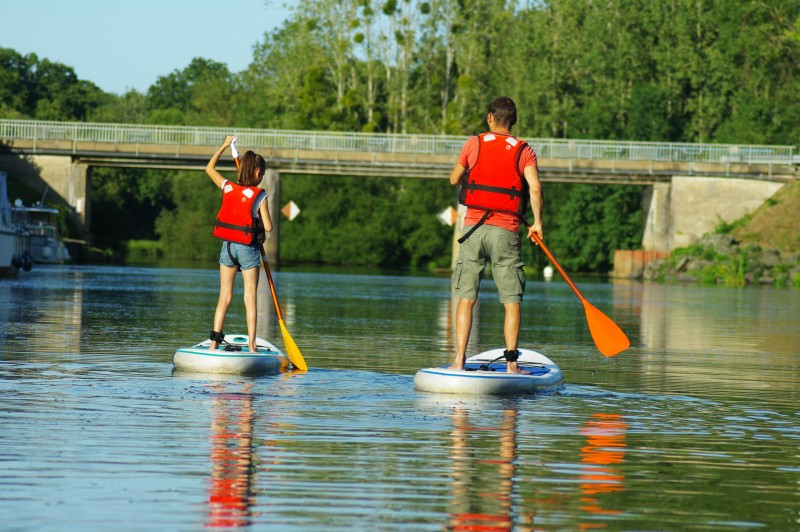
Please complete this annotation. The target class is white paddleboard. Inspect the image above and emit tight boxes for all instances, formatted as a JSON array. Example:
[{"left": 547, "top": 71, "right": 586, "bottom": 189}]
[
  {"left": 414, "top": 348, "right": 564, "bottom": 395},
  {"left": 173, "top": 334, "right": 288, "bottom": 375}
]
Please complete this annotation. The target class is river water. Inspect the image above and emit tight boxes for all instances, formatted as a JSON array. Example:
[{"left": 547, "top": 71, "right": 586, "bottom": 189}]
[{"left": 0, "top": 265, "right": 798, "bottom": 531}]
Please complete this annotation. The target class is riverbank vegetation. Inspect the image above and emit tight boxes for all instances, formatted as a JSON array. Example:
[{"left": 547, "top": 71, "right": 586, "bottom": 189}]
[{"left": 2, "top": 1, "right": 799, "bottom": 272}]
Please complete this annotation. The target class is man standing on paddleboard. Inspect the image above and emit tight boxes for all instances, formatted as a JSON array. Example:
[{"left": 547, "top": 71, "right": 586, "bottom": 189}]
[{"left": 449, "top": 96, "right": 544, "bottom": 374}]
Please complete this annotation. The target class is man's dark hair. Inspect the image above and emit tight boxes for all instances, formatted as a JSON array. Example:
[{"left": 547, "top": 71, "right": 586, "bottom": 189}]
[{"left": 488, "top": 96, "right": 517, "bottom": 128}]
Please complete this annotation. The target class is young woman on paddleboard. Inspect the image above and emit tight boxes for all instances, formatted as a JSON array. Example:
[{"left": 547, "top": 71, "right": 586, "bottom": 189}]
[{"left": 205, "top": 136, "right": 273, "bottom": 353}]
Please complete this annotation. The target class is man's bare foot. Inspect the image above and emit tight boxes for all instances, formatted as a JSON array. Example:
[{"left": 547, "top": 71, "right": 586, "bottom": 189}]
[{"left": 506, "top": 362, "right": 531, "bottom": 375}]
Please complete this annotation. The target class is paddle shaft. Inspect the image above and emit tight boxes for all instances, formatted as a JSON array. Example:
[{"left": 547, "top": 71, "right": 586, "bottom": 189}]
[
  {"left": 259, "top": 244, "right": 285, "bottom": 322},
  {"left": 521, "top": 216, "right": 585, "bottom": 301},
  {"left": 531, "top": 233, "right": 586, "bottom": 301}
]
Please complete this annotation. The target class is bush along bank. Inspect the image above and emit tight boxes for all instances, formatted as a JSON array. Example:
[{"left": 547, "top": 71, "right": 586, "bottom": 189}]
[{"left": 643, "top": 234, "right": 800, "bottom": 287}]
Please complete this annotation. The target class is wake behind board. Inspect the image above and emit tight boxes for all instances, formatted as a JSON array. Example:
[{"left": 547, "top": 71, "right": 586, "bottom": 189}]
[
  {"left": 414, "top": 348, "right": 564, "bottom": 395},
  {"left": 173, "top": 334, "right": 289, "bottom": 375}
]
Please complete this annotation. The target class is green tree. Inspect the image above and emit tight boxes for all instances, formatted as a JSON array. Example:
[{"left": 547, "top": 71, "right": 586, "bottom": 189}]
[
  {"left": 239, "top": 20, "right": 331, "bottom": 129},
  {"left": 146, "top": 58, "right": 234, "bottom": 126},
  {"left": 89, "top": 90, "right": 149, "bottom": 124},
  {"left": 548, "top": 184, "right": 643, "bottom": 272},
  {"left": 91, "top": 167, "right": 175, "bottom": 248},
  {"left": 155, "top": 171, "right": 222, "bottom": 260},
  {"left": 0, "top": 48, "right": 36, "bottom": 117},
  {"left": 0, "top": 48, "right": 104, "bottom": 121},
  {"left": 396, "top": 178, "right": 454, "bottom": 268}
]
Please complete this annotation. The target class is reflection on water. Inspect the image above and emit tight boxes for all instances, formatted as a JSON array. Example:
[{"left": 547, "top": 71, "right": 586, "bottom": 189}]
[
  {"left": 1, "top": 265, "right": 799, "bottom": 530},
  {"left": 448, "top": 404, "right": 521, "bottom": 531},
  {"left": 206, "top": 382, "right": 257, "bottom": 529},
  {"left": 610, "top": 281, "right": 800, "bottom": 402},
  {"left": 630, "top": 282, "right": 799, "bottom": 356},
  {"left": 444, "top": 402, "right": 631, "bottom": 531},
  {"left": 579, "top": 413, "right": 626, "bottom": 523}
]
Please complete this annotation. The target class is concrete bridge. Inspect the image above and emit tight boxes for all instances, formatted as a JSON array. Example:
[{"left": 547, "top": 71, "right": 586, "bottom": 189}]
[{"left": 1, "top": 119, "right": 797, "bottom": 264}]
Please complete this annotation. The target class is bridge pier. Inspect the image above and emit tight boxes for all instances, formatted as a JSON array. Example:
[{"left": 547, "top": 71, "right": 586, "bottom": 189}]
[
  {"left": 41, "top": 156, "right": 90, "bottom": 238},
  {"left": 642, "top": 183, "right": 671, "bottom": 251},
  {"left": 643, "top": 176, "right": 784, "bottom": 251},
  {"left": 0, "top": 154, "right": 90, "bottom": 238}
]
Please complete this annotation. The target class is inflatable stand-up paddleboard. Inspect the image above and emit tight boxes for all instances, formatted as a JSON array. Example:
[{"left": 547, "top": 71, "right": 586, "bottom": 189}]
[
  {"left": 173, "top": 334, "right": 289, "bottom": 375},
  {"left": 414, "top": 348, "right": 564, "bottom": 395}
]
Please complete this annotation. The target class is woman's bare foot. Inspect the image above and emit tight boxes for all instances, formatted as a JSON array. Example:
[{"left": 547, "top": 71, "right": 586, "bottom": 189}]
[
  {"left": 449, "top": 354, "right": 466, "bottom": 371},
  {"left": 248, "top": 343, "right": 257, "bottom": 353}
]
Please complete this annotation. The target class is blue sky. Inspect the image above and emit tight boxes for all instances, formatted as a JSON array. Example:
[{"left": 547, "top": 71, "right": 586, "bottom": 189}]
[{"left": 1, "top": 0, "right": 293, "bottom": 95}]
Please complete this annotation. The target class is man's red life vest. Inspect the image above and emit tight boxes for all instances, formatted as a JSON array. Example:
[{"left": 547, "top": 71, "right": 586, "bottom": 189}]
[
  {"left": 212, "top": 181, "right": 265, "bottom": 245},
  {"left": 458, "top": 132, "right": 529, "bottom": 216}
]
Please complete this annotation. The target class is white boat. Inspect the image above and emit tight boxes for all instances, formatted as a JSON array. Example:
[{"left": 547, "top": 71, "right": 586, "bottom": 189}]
[
  {"left": 173, "top": 334, "right": 289, "bottom": 375},
  {"left": 10, "top": 192, "right": 71, "bottom": 264},
  {"left": 0, "top": 171, "right": 32, "bottom": 277},
  {"left": 414, "top": 348, "right": 564, "bottom": 395}
]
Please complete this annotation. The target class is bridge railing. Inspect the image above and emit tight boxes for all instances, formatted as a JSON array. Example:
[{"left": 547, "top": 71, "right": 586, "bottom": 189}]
[{"left": 1, "top": 119, "right": 795, "bottom": 165}]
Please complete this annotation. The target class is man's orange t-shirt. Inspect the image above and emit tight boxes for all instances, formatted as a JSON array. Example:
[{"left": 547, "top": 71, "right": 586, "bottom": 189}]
[{"left": 458, "top": 135, "right": 538, "bottom": 232}]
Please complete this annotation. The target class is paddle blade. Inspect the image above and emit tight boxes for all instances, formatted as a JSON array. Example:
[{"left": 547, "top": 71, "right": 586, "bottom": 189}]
[
  {"left": 279, "top": 319, "right": 308, "bottom": 371},
  {"left": 582, "top": 299, "right": 630, "bottom": 357}
]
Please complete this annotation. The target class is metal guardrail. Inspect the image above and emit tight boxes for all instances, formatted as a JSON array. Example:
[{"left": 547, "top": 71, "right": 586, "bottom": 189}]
[{"left": 1, "top": 119, "right": 795, "bottom": 165}]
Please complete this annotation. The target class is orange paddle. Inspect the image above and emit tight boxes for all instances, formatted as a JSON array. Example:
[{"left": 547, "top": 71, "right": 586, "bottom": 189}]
[{"left": 525, "top": 221, "right": 630, "bottom": 357}]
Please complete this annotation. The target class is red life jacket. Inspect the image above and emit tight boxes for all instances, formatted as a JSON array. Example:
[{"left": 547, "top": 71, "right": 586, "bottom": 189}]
[
  {"left": 458, "top": 132, "right": 529, "bottom": 216},
  {"left": 212, "top": 181, "right": 265, "bottom": 245}
]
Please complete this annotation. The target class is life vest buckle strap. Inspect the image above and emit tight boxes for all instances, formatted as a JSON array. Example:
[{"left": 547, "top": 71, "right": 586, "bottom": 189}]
[
  {"left": 464, "top": 181, "right": 524, "bottom": 198},
  {"left": 457, "top": 210, "right": 492, "bottom": 244},
  {"left": 214, "top": 220, "right": 257, "bottom": 233}
]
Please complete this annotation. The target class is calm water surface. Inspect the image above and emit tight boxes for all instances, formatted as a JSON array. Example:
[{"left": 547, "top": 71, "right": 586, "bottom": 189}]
[{"left": 1, "top": 265, "right": 798, "bottom": 531}]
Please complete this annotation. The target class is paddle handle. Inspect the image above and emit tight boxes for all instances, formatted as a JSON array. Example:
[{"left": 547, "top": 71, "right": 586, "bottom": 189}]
[
  {"left": 530, "top": 233, "right": 586, "bottom": 301},
  {"left": 520, "top": 216, "right": 585, "bottom": 301}
]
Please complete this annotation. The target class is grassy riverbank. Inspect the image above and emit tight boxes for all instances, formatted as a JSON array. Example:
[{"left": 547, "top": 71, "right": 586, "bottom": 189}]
[
  {"left": 644, "top": 180, "right": 800, "bottom": 287},
  {"left": 731, "top": 179, "right": 800, "bottom": 252}
]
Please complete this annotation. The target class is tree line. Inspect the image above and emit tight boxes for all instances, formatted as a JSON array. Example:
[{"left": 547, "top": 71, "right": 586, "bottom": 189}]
[{"left": 2, "top": 0, "right": 798, "bottom": 271}]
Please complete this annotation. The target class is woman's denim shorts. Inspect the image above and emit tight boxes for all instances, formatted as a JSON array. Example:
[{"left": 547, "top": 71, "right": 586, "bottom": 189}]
[{"left": 219, "top": 242, "right": 261, "bottom": 270}]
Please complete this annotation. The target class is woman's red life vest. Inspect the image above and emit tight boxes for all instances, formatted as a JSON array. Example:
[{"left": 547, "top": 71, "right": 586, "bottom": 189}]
[
  {"left": 458, "top": 132, "right": 529, "bottom": 215},
  {"left": 212, "top": 181, "right": 265, "bottom": 245}
]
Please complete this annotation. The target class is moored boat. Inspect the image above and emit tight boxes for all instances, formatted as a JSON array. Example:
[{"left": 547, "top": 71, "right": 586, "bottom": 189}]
[
  {"left": 10, "top": 194, "right": 71, "bottom": 264},
  {"left": 173, "top": 334, "right": 289, "bottom": 375},
  {"left": 0, "top": 171, "right": 32, "bottom": 277},
  {"left": 414, "top": 348, "right": 564, "bottom": 395}
]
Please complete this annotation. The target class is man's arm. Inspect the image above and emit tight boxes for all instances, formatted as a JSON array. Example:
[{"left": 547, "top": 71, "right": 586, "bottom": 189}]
[
  {"left": 449, "top": 163, "right": 468, "bottom": 185},
  {"left": 524, "top": 165, "right": 543, "bottom": 241}
]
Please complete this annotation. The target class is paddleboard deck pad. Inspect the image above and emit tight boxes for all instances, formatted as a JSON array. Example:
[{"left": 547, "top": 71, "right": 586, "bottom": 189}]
[
  {"left": 173, "top": 334, "right": 288, "bottom": 374},
  {"left": 414, "top": 348, "right": 564, "bottom": 395}
]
